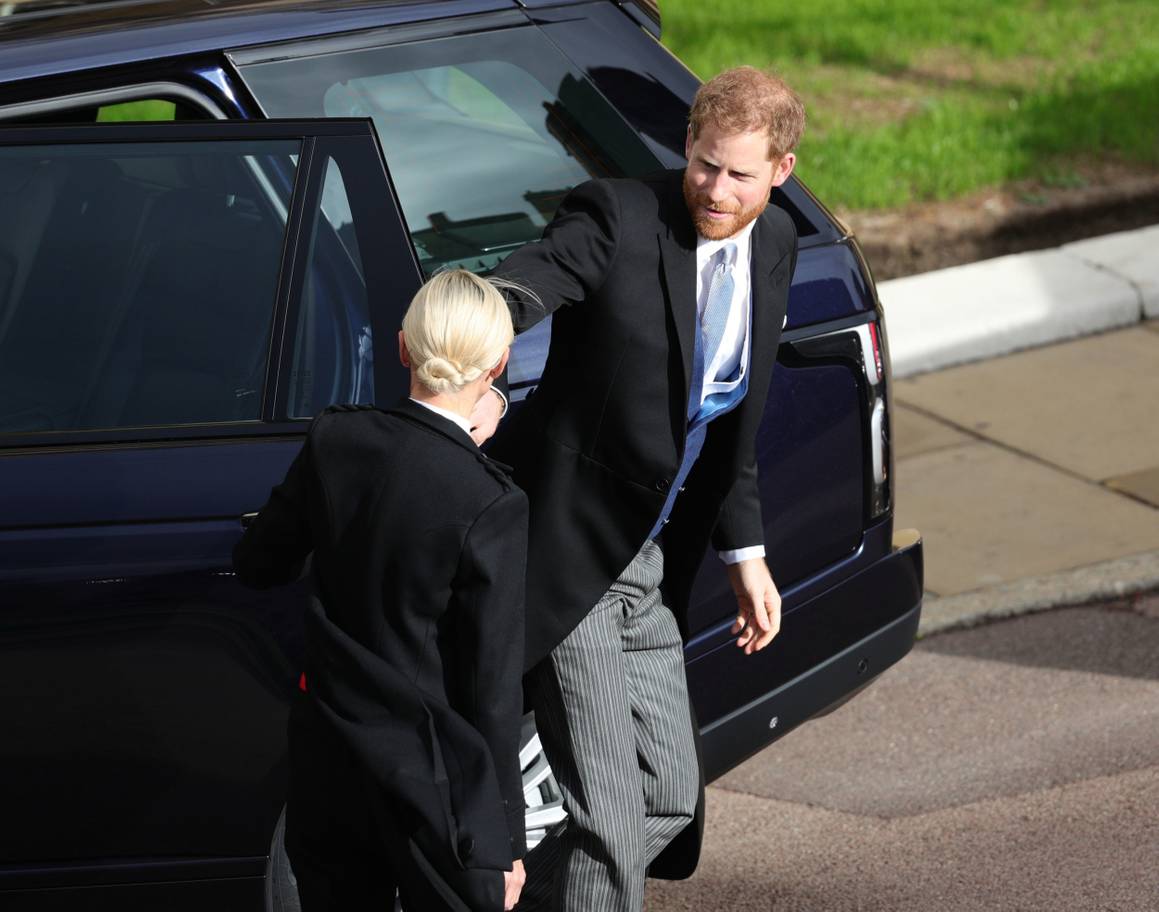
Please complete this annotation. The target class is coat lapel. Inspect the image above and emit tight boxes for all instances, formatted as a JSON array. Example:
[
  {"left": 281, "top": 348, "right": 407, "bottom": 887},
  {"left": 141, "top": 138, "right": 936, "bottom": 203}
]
[
  {"left": 658, "top": 175, "right": 790, "bottom": 421},
  {"left": 658, "top": 173, "right": 699, "bottom": 410},
  {"left": 747, "top": 211, "right": 788, "bottom": 387}
]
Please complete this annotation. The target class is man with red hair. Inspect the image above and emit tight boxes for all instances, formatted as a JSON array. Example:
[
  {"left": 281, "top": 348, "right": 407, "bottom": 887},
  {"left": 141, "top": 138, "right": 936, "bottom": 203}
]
[{"left": 483, "top": 65, "right": 806, "bottom": 911}]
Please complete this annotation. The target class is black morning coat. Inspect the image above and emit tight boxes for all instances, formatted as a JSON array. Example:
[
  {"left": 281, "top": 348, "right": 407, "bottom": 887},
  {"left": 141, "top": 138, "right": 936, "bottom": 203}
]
[
  {"left": 232, "top": 400, "right": 529, "bottom": 911},
  {"left": 491, "top": 169, "right": 798, "bottom": 878}
]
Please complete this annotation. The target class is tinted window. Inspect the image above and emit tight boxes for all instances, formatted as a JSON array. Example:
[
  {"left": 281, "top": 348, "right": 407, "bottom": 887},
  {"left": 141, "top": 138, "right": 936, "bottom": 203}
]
[
  {"left": 239, "top": 26, "right": 661, "bottom": 276},
  {"left": 0, "top": 140, "right": 297, "bottom": 434},
  {"left": 288, "top": 157, "right": 375, "bottom": 418}
]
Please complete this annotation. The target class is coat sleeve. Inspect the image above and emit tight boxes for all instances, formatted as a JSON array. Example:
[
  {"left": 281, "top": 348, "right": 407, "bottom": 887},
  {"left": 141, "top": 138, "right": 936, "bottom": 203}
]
[
  {"left": 493, "top": 178, "right": 622, "bottom": 334},
  {"left": 452, "top": 486, "right": 530, "bottom": 859},
  {"left": 710, "top": 453, "right": 763, "bottom": 553},
  {"left": 232, "top": 437, "right": 315, "bottom": 589},
  {"left": 709, "top": 219, "right": 800, "bottom": 555}
]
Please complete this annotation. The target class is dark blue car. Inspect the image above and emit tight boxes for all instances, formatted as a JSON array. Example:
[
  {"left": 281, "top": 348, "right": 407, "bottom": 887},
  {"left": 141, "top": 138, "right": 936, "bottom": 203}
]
[{"left": 0, "top": 1, "right": 922, "bottom": 908}]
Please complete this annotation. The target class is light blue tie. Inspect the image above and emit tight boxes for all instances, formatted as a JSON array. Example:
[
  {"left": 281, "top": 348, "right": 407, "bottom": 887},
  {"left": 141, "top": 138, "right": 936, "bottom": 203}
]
[{"left": 701, "top": 243, "right": 736, "bottom": 377}]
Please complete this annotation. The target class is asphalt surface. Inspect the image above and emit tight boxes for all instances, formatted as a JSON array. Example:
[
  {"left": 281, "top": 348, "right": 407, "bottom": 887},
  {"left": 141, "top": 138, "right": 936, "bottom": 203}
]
[{"left": 645, "top": 595, "right": 1159, "bottom": 912}]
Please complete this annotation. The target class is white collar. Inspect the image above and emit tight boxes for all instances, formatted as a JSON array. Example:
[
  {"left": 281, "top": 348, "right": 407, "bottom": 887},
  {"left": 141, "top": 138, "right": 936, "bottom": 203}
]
[
  {"left": 409, "top": 398, "right": 474, "bottom": 439},
  {"left": 696, "top": 217, "right": 757, "bottom": 265}
]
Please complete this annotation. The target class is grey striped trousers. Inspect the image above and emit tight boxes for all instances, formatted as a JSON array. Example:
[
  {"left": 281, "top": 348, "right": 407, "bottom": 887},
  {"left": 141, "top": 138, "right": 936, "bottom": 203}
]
[{"left": 520, "top": 540, "right": 699, "bottom": 911}]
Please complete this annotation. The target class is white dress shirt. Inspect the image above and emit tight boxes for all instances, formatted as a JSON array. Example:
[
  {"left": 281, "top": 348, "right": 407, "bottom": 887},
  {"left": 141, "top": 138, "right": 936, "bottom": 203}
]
[
  {"left": 695, "top": 219, "right": 755, "bottom": 405},
  {"left": 410, "top": 398, "right": 475, "bottom": 441},
  {"left": 695, "top": 221, "right": 765, "bottom": 566}
]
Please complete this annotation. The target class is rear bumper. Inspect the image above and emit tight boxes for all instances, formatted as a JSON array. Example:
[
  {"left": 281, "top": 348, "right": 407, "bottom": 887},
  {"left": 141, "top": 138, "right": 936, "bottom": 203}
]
[{"left": 697, "top": 532, "right": 924, "bottom": 782}]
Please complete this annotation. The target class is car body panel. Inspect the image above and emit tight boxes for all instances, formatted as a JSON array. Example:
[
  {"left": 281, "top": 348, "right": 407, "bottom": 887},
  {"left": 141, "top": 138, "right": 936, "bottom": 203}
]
[
  {"left": 696, "top": 536, "right": 923, "bottom": 779},
  {"left": 0, "top": 441, "right": 300, "bottom": 531},
  {"left": 0, "top": 1, "right": 513, "bottom": 85},
  {"left": 0, "top": 118, "right": 419, "bottom": 898}
]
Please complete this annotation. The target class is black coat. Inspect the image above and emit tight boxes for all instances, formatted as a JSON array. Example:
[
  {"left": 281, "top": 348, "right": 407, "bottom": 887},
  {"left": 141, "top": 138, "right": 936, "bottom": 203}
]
[
  {"left": 491, "top": 170, "right": 798, "bottom": 877},
  {"left": 233, "top": 400, "right": 529, "bottom": 907},
  {"left": 492, "top": 170, "right": 797, "bottom": 664}
]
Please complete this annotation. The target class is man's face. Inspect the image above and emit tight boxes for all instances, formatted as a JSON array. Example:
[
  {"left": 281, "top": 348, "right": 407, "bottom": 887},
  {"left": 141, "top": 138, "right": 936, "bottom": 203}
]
[{"left": 683, "top": 124, "right": 795, "bottom": 241}]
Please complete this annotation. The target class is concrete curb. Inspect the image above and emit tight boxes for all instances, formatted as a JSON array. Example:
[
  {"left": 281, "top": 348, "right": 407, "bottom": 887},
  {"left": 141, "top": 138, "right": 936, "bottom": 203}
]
[
  {"left": 879, "top": 224, "right": 1159, "bottom": 378},
  {"left": 918, "top": 550, "right": 1159, "bottom": 638}
]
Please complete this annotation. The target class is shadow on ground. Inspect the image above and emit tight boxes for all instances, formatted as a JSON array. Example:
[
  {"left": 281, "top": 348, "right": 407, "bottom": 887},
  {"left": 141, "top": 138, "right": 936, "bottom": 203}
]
[{"left": 919, "top": 603, "right": 1159, "bottom": 681}]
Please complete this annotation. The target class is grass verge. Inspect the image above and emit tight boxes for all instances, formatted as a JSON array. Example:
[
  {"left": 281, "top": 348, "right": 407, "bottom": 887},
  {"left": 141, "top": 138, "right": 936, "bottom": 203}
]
[{"left": 661, "top": 0, "right": 1159, "bottom": 210}]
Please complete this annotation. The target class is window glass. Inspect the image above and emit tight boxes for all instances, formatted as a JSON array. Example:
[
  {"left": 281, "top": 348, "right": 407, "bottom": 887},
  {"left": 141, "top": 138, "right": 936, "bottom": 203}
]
[
  {"left": 6, "top": 98, "right": 210, "bottom": 126},
  {"left": 0, "top": 139, "right": 298, "bottom": 435},
  {"left": 96, "top": 100, "right": 177, "bottom": 122},
  {"left": 288, "top": 158, "right": 374, "bottom": 418},
  {"left": 240, "top": 27, "right": 660, "bottom": 395},
  {"left": 239, "top": 26, "right": 660, "bottom": 276}
]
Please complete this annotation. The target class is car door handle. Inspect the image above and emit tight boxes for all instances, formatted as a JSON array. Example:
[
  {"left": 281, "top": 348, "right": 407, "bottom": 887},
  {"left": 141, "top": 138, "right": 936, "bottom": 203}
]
[{"left": 240, "top": 512, "right": 258, "bottom": 529}]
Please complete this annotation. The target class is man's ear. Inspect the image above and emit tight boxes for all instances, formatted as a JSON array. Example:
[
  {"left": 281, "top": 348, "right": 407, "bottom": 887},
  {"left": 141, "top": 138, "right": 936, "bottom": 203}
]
[
  {"left": 684, "top": 125, "right": 694, "bottom": 161},
  {"left": 771, "top": 152, "right": 796, "bottom": 187},
  {"left": 398, "top": 330, "right": 411, "bottom": 368}
]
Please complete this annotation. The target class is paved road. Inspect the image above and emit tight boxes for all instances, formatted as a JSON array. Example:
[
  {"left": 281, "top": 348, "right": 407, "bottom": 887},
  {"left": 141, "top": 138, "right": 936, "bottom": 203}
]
[{"left": 645, "top": 595, "right": 1159, "bottom": 912}]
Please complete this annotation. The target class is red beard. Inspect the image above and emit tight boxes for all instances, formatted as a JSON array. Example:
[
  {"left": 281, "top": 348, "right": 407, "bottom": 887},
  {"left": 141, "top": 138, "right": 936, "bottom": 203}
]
[{"left": 682, "top": 171, "right": 769, "bottom": 240}]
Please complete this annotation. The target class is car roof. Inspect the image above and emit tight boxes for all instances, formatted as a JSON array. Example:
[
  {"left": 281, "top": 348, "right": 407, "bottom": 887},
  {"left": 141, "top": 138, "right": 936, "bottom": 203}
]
[{"left": 0, "top": 0, "right": 581, "bottom": 85}]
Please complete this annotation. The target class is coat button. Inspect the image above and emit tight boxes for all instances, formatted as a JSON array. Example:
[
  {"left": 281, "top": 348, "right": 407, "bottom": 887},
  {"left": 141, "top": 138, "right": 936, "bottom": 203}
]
[
  {"left": 458, "top": 836, "right": 474, "bottom": 859},
  {"left": 655, "top": 478, "right": 671, "bottom": 493}
]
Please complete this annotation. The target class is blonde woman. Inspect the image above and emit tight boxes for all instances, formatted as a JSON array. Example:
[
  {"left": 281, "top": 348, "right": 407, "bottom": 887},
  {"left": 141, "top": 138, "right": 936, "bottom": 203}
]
[{"left": 234, "top": 270, "right": 528, "bottom": 911}]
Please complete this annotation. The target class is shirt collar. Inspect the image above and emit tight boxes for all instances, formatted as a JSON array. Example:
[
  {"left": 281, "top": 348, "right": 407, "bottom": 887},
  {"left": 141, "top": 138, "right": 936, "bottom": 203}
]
[
  {"left": 696, "top": 217, "right": 757, "bottom": 268},
  {"left": 408, "top": 398, "right": 475, "bottom": 440}
]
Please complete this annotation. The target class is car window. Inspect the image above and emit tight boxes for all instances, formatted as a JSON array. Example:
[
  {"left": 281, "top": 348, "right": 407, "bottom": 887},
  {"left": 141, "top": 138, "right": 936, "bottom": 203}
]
[
  {"left": 95, "top": 99, "right": 178, "bottom": 122},
  {"left": 287, "top": 157, "right": 375, "bottom": 418},
  {"left": 6, "top": 97, "right": 211, "bottom": 126},
  {"left": 0, "top": 139, "right": 297, "bottom": 435},
  {"left": 239, "top": 25, "right": 661, "bottom": 396},
  {"left": 238, "top": 25, "right": 661, "bottom": 276}
]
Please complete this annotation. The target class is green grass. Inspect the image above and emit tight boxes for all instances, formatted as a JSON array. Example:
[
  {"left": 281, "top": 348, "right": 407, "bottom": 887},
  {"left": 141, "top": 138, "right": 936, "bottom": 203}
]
[
  {"left": 95, "top": 100, "right": 176, "bottom": 122},
  {"left": 661, "top": 0, "right": 1159, "bottom": 210}
]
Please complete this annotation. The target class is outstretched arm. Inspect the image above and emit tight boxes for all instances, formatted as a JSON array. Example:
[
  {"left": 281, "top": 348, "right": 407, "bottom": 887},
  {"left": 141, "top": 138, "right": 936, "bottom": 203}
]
[
  {"left": 492, "top": 177, "right": 622, "bottom": 332},
  {"left": 232, "top": 441, "right": 314, "bottom": 588},
  {"left": 469, "top": 179, "right": 623, "bottom": 447}
]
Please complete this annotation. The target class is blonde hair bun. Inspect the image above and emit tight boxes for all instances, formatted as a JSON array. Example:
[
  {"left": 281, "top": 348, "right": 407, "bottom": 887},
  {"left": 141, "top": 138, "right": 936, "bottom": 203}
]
[
  {"left": 415, "top": 356, "right": 483, "bottom": 394},
  {"left": 402, "top": 269, "right": 516, "bottom": 395}
]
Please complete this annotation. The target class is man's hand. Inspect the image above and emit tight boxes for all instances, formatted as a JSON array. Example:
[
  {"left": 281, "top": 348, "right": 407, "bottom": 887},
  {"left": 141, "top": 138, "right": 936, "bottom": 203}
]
[
  {"left": 504, "top": 858, "right": 526, "bottom": 910},
  {"left": 469, "top": 388, "right": 506, "bottom": 446},
  {"left": 726, "top": 557, "right": 782, "bottom": 655}
]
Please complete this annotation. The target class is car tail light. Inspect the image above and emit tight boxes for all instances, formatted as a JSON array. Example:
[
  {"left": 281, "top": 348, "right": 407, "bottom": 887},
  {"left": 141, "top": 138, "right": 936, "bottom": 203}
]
[{"left": 794, "top": 319, "right": 891, "bottom": 521}]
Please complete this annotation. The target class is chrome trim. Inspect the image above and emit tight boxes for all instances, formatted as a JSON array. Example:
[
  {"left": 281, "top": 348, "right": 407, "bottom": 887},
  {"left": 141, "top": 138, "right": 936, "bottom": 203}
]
[
  {"left": 0, "top": 83, "right": 290, "bottom": 223},
  {"left": 0, "top": 81, "right": 226, "bottom": 121},
  {"left": 870, "top": 397, "right": 886, "bottom": 491}
]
